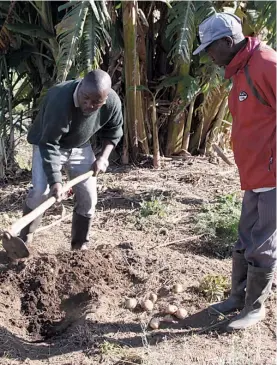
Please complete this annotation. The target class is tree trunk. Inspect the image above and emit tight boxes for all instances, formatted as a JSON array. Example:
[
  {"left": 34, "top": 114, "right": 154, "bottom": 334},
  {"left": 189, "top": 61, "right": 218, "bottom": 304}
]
[
  {"left": 182, "top": 96, "right": 196, "bottom": 151},
  {"left": 0, "top": 137, "right": 6, "bottom": 178},
  {"left": 4, "top": 57, "right": 14, "bottom": 162},
  {"left": 122, "top": 1, "right": 139, "bottom": 160},
  {"left": 198, "top": 84, "right": 229, "bottom": 153},
  {"left": 135, "top": 59, "right": 149, "bottom": 155},
  {"left": 189, "top": 111, "right": 204, "bottom": 154},
  {"left": 206, "top": 96, "right": 229, "bottom": 155},
  {"left": 122, "top": 102, "right": 129, "bottom": 164},
  {"left": 151, "top": 99, "right": 160, "bottom": 168},
  {"left": 136, "top": 8, "right": 150, "bottom": 155},
  {"left": 165, "top": 63, "right": 189, "bottom": 156}
]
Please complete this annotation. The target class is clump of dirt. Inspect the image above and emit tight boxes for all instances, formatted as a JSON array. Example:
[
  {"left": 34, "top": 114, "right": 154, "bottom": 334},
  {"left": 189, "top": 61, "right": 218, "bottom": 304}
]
[{"left": 0, "top": 250, "right": 129, "bottom": 340}]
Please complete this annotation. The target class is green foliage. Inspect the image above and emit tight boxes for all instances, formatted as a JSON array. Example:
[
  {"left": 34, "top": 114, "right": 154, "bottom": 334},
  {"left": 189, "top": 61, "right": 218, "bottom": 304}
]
[
  {"left": 195, "top": 193, "right": 241, "bottom": 257},
  {"left": 135, "top": 75, "right": 200, "bottom": 102},
  {"left": 131, "top": 85, "right": 151, "bottom": 93},
  {"left": 135, "top": 75, "right": 199, "bottom": 100},
  {"left": 0, "top": 0, "right": 275, "bottom": 161},
  {"left": 165, "top": 0, "right": 217, "bottom": 111},
  {"left": 5, "top": 23, "right": 54, "bottom": 39},
  {"left": 100, "top": 341, "right": 123, "bottom": 356},
  {"left": 194, "top": 1, "right": 216, "bottom": 26},
  {"left": 157, "top": 75, "right": 186, "bottom": 89},
  {"left": 246, "top": 1, "right": 276, "bottom": 48},
  {"left": 57, "top": 0, "right": 111, "bottom": 80},
  {"left": 215, "top": 194, "right": 241, "bottom": 237},
  {"left": 79, "top": 8, "right": 98, "bottom": 72},
  {"left": 139, "top": 195, "right": 167, "bottom": 218},
  {"left": 110, "top": 16, "right": 124, "bottom": 53},
  {"left": 166, "top": 1, "right": 216, "bottom": 63},
  {"left": 166, "top": 0, "right": 196, "bottom": 63},
  {"left": 178, "top": 75, "right": 200, "bottom": 103},
  {"left": 199, "top": 274, "right": 230, "bottom": 302},
  {"left": 196, "top": 193, "right": 241, "bottom": 241},
  {"left": 55, "top": 2, "right": 89, "bottom": 82},
  {"left": 99, "top": 340, "right": 143, "bottom": 364}
]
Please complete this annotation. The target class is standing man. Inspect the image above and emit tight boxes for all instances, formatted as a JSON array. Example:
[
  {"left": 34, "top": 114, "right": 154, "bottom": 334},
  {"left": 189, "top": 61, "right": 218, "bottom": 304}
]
[
  {"left": 20, "top": 69, "right": 123, "bottom": 250},
  {"left": 193, "top": 13, "right": 276, "bottom": 330}
]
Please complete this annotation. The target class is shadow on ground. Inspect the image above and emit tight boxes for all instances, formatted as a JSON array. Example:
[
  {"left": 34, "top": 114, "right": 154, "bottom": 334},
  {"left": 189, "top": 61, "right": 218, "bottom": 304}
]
[
  {"left": 0, "top": 309, "right": 230, "bottom": 361},
  {"left": 169, "top": 236, "right": 233, "bottom": 260}
]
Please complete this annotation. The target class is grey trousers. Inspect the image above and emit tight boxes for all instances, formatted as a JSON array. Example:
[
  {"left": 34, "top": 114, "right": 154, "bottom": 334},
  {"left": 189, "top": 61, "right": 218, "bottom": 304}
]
[
  {"left": 234, "top": 189, "right": 277, "bottom": 268},
  {"left": 26, "top": 145, "right": 97, "bottom": 218}
]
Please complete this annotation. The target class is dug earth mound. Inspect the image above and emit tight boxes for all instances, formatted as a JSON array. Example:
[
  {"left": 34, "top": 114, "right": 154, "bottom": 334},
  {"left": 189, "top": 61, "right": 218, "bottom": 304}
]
[{"left": 0, "top": 248, "right": 130, "bottom": 342}]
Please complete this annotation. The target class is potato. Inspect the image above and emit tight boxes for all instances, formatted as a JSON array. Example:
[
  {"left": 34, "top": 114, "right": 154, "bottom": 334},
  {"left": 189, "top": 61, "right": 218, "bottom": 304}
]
[
  {"left": 172, "top": 283, "right": 183, "bottom": 294},
  {"left": 165, "top": 304, "right": 178, "bottom": 314},
  {"left": 141, "top": 299, "right": 154, "bottom": 311},
  {"left": 125, "top": 298, "right": 137, "bottom": 310},
  {"left": 149, "top": 293, "right": 158, "bottom": 303},
  {"left": 149, "top": 318, "right": 160, "bottom": 330},
  {"left": 175, "top": 308, "right": 188, "bottom": 319}
]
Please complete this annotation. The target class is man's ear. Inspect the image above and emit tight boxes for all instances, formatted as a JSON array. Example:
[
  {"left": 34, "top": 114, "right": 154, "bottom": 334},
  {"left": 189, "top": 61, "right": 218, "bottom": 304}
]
[{"left": 224, "top": 36, "right": 234, "bottom": 48}]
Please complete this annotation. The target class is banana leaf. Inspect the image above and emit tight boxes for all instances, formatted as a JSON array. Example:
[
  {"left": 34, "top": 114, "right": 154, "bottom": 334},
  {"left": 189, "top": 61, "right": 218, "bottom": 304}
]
[
  {"left": 6, "top": 23, "right": 54, "bottom": 39},
  {"left": 56, "top": 2, "right": 89, "bottom": 81}
]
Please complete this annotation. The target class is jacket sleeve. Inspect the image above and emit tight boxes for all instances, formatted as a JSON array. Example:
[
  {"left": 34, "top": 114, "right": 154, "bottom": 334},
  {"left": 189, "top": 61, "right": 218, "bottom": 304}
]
[
  {"left": 256, "top": 48, "right": 276, "bottom": 110},
  {"left": 38, "top": 99, "right": 70, "bottom": 186}
]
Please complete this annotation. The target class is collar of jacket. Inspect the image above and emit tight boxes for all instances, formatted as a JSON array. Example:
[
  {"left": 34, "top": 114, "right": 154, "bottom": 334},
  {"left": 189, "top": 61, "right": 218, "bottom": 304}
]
[{"left": 225, "top": 37, "right": 261, "bottom": 79}]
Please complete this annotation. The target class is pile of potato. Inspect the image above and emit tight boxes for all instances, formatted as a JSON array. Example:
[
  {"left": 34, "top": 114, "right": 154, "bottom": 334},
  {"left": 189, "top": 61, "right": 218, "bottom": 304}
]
[{"left": 125, "top": 283, "right": 187, "bottom": 330}]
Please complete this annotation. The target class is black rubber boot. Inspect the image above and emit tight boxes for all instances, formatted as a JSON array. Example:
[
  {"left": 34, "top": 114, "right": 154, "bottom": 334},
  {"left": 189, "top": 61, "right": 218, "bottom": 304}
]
[
  {"left": 19, "top": 202, "right": 43, "bottom": 244},
  {"left": 209, "top": 251, "right": 248, "bottom": 314},
  {"left": 227, "top": 265, "right": 275, "bottom": 331},
  {"left": 71, "top": 212, "right": 92, "bottom": 250}
]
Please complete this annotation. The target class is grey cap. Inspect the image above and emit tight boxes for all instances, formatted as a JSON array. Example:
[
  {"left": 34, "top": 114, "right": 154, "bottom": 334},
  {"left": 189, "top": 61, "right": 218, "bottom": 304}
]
[{"left": 193, "top": 13, "right": 243, "bottom": 55}]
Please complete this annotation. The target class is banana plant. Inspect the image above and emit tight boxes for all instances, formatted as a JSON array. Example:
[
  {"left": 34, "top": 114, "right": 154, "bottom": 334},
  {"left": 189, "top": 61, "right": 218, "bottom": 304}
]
[
  {"left": 56, "top": 0, "right": 111, "bottom": 81},
  {"left": 0, "top": 0, "right": 275, "bottom": 167},
  {"left": 122, "top": 1, "right": 149, "bottom": 160},
  {"left": 134, "top": 85, "right": 162, "bottom": 168},
  {"left": 134, "top": 75, "right": 191, "bottom": 166},
  {"left": 164, "top": 0, "right": 216, "bottom": 155}
]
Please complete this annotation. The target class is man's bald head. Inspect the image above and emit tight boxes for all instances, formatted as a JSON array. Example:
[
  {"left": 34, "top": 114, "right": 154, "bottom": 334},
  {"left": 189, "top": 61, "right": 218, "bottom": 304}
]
[
  {"left": 82, "top": 69, "right": 112, "bottom": 92},
  {"left": 77, "top": 70, "right": 112, "bottom": 116}
]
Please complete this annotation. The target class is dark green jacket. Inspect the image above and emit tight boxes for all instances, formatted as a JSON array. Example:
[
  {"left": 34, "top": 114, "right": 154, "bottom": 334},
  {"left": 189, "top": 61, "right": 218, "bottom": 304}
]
[{"left": 27, "top": 80, "right": 123, "bottom": 185}]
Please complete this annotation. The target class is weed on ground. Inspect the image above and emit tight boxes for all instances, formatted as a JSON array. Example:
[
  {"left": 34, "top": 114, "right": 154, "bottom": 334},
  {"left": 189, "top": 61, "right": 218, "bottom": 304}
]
[{"left": 194, "top": 193, "right": 242, "bottom": 258}]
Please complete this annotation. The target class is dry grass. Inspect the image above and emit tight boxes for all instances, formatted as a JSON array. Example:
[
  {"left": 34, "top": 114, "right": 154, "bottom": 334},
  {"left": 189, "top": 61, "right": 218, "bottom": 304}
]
[{"left": 0, "top": 152, "right": 276, "bottom": 365}]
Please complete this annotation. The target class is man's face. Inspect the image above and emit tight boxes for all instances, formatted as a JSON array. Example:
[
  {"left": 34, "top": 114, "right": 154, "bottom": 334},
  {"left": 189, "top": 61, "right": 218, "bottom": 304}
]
[
  {"left": 205, "top": 37, "right": 234, "bottom": 67},
  {"left": 78, "top": 81, "right": 109, "bottom": 116}
]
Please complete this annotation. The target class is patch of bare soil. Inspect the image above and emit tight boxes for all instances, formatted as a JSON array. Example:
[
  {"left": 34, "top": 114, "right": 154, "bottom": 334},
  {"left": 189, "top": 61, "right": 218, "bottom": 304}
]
[{"left": 0, "top": 249, "right": 130, "bottom": 343}]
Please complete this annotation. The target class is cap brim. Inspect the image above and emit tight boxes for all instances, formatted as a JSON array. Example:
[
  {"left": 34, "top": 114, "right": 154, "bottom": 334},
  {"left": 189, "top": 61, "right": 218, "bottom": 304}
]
[{"left": 193, "top": 41, "right": 213, "bottom": 55}]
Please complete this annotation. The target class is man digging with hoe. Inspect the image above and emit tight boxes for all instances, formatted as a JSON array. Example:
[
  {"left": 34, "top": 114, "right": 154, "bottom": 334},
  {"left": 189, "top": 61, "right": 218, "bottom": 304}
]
[
  {"left": 19, "top": 69, "right": 123, "bottom": 251},
  {"left": 194, "top": 13, "right": 276, "bottom": 331}
]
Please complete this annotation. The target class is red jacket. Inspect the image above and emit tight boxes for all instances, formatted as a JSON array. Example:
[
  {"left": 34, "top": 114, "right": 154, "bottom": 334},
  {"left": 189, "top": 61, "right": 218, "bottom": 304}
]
[{"left": 225, "top": 37, "right": 276, "bottom": 190}]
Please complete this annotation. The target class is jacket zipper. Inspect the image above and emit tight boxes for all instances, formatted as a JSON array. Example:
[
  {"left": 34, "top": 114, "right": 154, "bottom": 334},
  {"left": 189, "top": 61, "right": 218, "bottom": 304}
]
[{"left": 268, "top": 155, "right": 273, "bottom": 171}]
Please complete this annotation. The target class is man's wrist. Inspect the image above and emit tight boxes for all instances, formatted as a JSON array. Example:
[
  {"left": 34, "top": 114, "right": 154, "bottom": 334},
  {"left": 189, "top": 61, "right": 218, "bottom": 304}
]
[
  {"left": 50, "top": 182, "right": 62, "bottom": 187},
  {"left": 48, "top": 171, "right": 63, "bottom": 187},
  {"left": 97, "top": 155, "right": 109, "bottom": 169}
]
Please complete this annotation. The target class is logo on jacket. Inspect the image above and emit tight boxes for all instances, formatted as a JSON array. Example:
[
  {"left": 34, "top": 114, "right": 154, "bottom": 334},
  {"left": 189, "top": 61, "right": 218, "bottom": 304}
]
[{"left": 239, "top": 91, "right": 248, "bottom": 102}]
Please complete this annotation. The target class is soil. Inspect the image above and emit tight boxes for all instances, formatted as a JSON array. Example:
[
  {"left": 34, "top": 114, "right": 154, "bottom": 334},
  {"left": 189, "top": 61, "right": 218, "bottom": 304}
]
[
  {"left": 0, "top": 250, "right": 129, "bottom": 342},
  {"left": 0, "top": 154, "right": 276, "bottom": 365}
]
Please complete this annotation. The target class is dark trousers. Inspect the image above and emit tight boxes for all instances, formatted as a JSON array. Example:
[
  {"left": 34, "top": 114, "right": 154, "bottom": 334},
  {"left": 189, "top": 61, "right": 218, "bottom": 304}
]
[{"left": 234, "top": 189, "right": 276, "bottom": 268}]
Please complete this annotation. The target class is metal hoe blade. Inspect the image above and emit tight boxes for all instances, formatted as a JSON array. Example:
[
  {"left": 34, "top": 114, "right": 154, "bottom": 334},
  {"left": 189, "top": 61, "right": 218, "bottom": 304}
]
[{"left": 2, "top": 233, "right": 30, "bottom": 260}]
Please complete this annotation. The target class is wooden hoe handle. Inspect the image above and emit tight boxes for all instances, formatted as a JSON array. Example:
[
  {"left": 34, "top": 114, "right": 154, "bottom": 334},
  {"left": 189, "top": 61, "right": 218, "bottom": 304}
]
[{"left": 8, "top": 171, "right": 95, "bottom": 236}]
